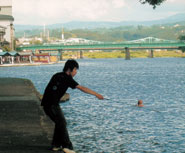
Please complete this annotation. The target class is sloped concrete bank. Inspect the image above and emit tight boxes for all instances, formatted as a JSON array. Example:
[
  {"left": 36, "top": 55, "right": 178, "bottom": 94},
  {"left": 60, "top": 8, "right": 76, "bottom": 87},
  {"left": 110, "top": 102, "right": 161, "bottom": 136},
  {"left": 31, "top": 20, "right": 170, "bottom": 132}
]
[{"left": 0, "top": 78, "right": 67, "bottom": 153}]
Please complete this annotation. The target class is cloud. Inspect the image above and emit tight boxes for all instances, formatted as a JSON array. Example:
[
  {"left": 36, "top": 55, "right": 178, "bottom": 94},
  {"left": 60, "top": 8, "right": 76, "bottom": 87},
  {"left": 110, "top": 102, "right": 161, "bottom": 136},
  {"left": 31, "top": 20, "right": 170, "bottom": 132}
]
[
  {"left": 111, "top": 0, "right": 126, "bottom": 8},
  {"left": 13, "top": 0, "right": 127, "bottom": 24},
  {"left": 168, "top": 0, "right": 185, "bottom": 3},
  {"left": 12, "top": 0, "right": 185, "bottom": 25}
]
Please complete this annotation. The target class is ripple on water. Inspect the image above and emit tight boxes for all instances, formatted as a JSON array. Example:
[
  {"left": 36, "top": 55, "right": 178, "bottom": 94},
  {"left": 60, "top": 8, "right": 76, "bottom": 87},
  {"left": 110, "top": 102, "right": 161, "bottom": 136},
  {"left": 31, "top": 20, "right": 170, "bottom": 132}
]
[{"left": 0, "top": 58, "right": 185, "bottom": 152}]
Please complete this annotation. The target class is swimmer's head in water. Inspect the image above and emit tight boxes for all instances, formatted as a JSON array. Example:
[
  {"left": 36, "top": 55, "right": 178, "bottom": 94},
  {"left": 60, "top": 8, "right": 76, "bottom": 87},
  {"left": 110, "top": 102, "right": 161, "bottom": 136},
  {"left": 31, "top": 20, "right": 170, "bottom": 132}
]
[
  {"left": 138, "top": 100, "right": 143, "bottom": 105},
  {"left": 138, "top": 100, "right": 144, "bottom": 107}
]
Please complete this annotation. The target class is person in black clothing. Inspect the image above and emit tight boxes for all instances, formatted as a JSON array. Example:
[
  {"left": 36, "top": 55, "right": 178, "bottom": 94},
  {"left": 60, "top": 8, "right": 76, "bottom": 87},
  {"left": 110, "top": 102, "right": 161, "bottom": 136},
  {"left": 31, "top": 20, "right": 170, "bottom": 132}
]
[{"left": 41, "top": 59, "right": 104, "bottom": 152}]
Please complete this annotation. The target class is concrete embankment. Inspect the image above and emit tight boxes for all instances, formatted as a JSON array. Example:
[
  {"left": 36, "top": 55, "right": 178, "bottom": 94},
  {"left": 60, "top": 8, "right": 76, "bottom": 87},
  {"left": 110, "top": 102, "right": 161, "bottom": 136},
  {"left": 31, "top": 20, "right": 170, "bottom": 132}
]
[{"left": 0, "top": 78, "right": 54, "bottom": 153}]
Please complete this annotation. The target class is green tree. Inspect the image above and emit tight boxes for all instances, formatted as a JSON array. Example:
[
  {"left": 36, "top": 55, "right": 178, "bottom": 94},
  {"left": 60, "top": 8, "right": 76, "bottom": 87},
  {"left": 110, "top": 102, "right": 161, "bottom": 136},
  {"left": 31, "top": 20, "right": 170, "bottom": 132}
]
[
  {"left": 178, "top": 35, "right": 185, "bottom": 53},
  {"left": 140, "top": 0, "right": 166, "bottom": 8},
  {"left": 2, "top": 45, "right": 11, "bottom": 51},
  {"left": 30, "top": 40, "right": 42, "bottom": 45},
  {"left": 178, "top": 35, "right": 185, "bottom": 41}
]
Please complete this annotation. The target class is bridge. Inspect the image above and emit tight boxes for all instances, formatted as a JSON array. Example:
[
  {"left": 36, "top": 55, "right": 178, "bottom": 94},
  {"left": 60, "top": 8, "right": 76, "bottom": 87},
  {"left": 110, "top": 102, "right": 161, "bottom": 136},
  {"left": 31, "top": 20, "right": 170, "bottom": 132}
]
[{"left": 16, "top": 37, "right": 185, "bottom": 60}]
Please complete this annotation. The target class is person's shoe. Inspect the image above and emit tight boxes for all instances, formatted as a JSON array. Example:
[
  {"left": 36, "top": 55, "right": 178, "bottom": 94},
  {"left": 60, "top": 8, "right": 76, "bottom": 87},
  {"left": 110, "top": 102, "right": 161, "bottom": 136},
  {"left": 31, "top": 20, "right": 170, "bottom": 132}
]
[
  {"left": 63, "top": 148, "right": 76, "bottom": 153},
  {"left": 51, "top": 146, "right": 64, "bottom": 152}
]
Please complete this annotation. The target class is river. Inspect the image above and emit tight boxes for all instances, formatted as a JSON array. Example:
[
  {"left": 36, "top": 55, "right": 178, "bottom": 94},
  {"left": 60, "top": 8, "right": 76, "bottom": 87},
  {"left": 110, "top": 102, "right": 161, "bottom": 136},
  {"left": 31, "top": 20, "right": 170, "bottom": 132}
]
[{"left": 0, "top": 58, "right": 185, "bottom": 153}]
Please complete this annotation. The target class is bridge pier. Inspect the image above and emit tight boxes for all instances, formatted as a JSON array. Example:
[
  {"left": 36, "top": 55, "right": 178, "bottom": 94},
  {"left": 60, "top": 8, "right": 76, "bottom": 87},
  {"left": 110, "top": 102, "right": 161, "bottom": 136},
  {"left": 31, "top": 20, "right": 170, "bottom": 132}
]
[
  {"left": 148, "top": 49, "right": 154, "bottom": 58},
  {"left": 125, "top": 47, "right": 130, "bottom": 60},
  {"left": 80, "top": 50, "right": 83, "bottom": 59},
  {"left": 77, "top": 51, "right": 83, "bottom": 59},
  {"left": 58, "top": 49, "right": 63, "bottom": 61}
]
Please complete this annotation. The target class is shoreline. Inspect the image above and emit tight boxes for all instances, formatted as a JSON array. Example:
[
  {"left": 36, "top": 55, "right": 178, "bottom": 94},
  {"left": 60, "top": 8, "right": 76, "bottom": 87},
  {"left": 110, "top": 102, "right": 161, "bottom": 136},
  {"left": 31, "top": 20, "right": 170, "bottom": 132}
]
[
  {"left": 0, "top": 61, "right": 65, "bottom": 67},
  {"left": 0, "top": 52, "right": 184, "bottom": 67}
]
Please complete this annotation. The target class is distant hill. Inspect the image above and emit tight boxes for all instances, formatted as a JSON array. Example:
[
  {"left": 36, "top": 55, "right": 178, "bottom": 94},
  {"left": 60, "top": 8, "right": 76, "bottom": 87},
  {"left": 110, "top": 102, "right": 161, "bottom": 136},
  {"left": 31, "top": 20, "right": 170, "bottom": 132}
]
[
  {"left": 61, "top": 13, "right": 185, "bottom": 29},
  {"left": 15, "top": 25, "right": 43, "bottom": 31},
  {"left": 14, "top": 13, "right": 185, "bottom": 41},
  {"left": 14, "top": 13, "right": 185, "bottom": 31}
]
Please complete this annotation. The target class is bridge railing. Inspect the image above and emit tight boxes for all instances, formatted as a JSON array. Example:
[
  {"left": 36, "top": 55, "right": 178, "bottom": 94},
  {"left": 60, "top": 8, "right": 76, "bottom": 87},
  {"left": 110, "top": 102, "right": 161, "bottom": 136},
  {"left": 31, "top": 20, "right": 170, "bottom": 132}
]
[{"left": 16, "top": 41, "right": 185, "bottom": 51}]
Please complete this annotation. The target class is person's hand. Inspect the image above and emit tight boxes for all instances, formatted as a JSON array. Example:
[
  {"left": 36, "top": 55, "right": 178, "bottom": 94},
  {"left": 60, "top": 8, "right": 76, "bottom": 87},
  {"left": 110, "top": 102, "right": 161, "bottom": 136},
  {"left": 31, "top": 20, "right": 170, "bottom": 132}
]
[{"left": 96, "top": 94, "right": 104, "bottom": 100}]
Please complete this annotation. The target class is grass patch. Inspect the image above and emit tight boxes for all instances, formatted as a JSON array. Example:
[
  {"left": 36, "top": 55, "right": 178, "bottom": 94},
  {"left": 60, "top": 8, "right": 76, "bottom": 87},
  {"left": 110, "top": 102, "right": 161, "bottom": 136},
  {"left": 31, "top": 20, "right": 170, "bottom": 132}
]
[{"left": 61, "top": 50, "right": 185, "bottom": 59}]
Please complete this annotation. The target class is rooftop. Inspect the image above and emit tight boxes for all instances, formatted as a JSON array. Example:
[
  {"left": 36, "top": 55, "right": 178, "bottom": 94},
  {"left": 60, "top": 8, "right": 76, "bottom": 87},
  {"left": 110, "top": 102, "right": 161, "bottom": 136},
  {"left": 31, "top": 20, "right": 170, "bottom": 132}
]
[{"left": 0, "top": 14, "right": 14, "bottom": 21}]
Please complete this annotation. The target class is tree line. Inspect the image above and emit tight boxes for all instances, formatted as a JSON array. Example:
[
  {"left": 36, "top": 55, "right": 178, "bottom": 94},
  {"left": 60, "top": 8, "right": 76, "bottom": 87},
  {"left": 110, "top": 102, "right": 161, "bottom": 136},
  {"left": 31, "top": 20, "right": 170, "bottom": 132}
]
[{"left": 15, "top": 24, "right": 185, "bottom": 42}]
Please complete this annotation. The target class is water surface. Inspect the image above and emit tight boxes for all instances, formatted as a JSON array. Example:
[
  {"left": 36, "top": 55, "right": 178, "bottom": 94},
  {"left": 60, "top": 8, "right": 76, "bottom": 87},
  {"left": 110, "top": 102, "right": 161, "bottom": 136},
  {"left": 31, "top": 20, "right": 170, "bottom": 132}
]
[{"left": 0, "top": 58, "right": 185, "bottom": 153}]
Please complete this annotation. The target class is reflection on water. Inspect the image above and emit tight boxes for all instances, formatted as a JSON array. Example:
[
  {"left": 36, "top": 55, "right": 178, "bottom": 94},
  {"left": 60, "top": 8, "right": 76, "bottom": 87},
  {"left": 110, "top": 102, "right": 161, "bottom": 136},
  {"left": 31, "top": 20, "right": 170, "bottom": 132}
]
[{"left": 0, "top": 58, "right": 185, "bottom": 153}]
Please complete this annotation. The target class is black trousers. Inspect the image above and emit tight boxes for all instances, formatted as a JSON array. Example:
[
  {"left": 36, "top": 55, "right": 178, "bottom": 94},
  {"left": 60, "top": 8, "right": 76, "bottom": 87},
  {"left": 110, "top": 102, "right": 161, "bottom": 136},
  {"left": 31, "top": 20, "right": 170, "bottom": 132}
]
[{"left": 43, "top": 105, "right": 73, "bottom": 149}]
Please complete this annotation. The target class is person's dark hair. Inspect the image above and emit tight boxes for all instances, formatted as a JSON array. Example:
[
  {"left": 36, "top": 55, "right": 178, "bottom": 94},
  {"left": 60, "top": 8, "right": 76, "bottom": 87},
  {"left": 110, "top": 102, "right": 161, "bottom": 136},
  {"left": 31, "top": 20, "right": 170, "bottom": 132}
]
[
  {"left": 63, "top": 59, "right": 79, "bottom": 72},
  {"left": 138, "top": 100, "right": 143, "bottom": 105}
]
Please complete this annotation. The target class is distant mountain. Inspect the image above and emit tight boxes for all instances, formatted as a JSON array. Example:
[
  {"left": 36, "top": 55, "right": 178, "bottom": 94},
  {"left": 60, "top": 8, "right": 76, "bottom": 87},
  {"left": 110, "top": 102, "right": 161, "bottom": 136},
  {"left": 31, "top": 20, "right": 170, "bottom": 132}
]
[
  {"left": 62, "top": 13, "right": 185, "bottom": 29},
  {"left": 14, "top": 25, "right": 43, "bottom": 31},
  {"left": 14, "top": 13, "right": 185, "bottom": 31},
  {"left": 148, "top": 13, "right": 185, "bottom": 25}
]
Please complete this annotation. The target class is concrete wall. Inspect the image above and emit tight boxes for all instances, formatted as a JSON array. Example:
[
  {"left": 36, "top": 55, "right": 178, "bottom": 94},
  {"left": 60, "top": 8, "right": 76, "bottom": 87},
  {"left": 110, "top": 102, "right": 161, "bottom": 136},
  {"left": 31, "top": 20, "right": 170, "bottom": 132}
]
[
  {"left": 0, "top": 0, "right": 13, "bottom": 47},
  {"left": 0, "top": 0, "right": 12, "bottom": 16},
  {"left": 0, "top": 20, "right": 12, "bottom": 42}
]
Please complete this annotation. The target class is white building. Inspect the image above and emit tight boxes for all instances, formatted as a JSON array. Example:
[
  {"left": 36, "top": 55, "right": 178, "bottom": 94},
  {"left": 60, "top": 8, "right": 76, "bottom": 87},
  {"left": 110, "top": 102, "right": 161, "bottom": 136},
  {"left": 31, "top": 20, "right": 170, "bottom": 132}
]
[
  {"left": 18, "top": 36, "right": 43, "bottom": 46},
  {"left": 0, "top": 0, "right": 14, "bottom": 49}
]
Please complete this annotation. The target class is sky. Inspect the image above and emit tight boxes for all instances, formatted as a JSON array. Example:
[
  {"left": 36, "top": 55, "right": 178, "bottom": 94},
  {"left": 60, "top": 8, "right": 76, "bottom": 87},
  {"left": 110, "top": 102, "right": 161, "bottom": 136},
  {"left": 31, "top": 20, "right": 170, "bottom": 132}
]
[{"left": 12, "top": 0, "right": 185, "bottom": 25}]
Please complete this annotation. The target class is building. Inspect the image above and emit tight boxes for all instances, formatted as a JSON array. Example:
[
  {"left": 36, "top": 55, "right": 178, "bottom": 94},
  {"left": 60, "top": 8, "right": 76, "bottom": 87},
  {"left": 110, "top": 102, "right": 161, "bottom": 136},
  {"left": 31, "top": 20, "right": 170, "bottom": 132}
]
[
  {"left": 0, "top": 0, "right": 14, "bottom": 50},
  {"left": 0, "top": 25, "right": 6, "bottom": 42}
]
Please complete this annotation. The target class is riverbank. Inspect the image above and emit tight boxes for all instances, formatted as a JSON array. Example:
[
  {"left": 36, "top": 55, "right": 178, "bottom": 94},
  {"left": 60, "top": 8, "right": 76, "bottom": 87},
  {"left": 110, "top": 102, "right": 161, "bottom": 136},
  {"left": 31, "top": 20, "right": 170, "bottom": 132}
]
[
  {"left": 82, "top": 50, "right": 185, "bottom": 58},
  {"left": 0, "top": 78, "right": 54, "bottom": 153},
  {"left": 60, "top": 50, "right": 185, "bottom": 59},
  {"left": 0, "top": 51, "right": 184, "bottom": 67},
  {"left": 0, "top": 61, "right": 65, "bottom": 67}
]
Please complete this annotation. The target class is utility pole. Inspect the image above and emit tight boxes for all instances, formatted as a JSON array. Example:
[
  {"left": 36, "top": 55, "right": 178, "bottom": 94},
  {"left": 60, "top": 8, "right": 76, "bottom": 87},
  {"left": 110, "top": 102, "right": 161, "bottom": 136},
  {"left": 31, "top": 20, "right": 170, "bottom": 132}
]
[
  {"left": 10, "top": 23, "right": 14, "bottom": 50},
  {"left": 61, "top": 27, "right": 64, "bottom": 40},
  {"left": 43, "top": 24, "right": 46, "bottom": 38}
]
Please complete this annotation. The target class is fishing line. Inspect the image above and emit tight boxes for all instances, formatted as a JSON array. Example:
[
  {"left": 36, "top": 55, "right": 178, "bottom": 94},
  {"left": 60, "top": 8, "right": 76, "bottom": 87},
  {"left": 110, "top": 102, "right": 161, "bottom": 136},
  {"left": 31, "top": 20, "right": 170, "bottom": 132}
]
[
  {"left": 71, "top": 96, "right": 138, "bottom": 104},
  {"left": 104, "top": 97, "right": 138, "bottom": 103}
]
